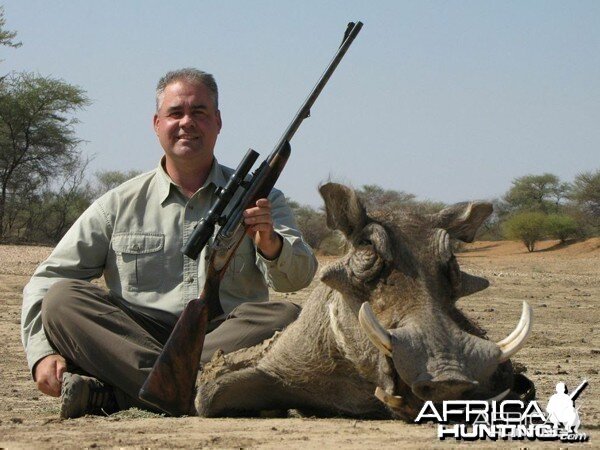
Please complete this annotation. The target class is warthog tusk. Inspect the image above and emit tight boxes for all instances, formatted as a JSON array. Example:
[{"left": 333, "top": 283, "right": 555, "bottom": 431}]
[
  {"left": 486, "top": 388, "right": 511, "bottom": 403},
  {"left": 496, "top": 301, "right": 533, "bottom": 363},
  {"left": 375, "top": 386, "right": 404, "bottom": 409},
  {"left": 358, "top": 302, "right": 393, "bottom": 356}
]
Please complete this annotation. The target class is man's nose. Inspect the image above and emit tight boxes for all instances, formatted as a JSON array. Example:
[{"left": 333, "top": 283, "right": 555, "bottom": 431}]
[{"left": 179, "top": 113, "right": 194, "bottom": 127}]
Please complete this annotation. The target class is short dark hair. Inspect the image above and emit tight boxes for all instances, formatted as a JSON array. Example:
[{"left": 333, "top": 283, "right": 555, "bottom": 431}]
[{"left": 155, "top": 68, "right": 218, "bottom": 111}]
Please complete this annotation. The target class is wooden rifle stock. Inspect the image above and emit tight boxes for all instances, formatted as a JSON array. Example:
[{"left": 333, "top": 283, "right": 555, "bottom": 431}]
[{"left": 138, "top": 259, "right": 225, "bottom": 416}]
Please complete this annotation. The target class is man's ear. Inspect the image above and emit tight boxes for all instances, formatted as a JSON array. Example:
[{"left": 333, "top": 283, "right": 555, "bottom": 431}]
[
  {"left": 153, "top": 113, "right": 160, "bottom": 135},
  {"left": 216, "top": 109, "right": 222, "bottom": 133}
]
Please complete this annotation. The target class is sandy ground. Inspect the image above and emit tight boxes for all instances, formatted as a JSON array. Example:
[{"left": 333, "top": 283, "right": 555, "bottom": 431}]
[{"left": 0, "top": 239, "right": 598, "bottom": 448}]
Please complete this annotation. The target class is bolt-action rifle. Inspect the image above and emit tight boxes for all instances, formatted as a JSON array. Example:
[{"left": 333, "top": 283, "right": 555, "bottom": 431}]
[{"left": 138, "top": 21, "right": 363, "bottom": 416}]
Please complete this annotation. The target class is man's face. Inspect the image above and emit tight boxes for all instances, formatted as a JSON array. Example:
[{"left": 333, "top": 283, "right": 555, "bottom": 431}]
[{"left": 153, "top": 80, "right": 222, "bottom": 164}]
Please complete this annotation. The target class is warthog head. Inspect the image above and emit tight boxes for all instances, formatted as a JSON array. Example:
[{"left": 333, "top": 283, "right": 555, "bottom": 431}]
[{"left": 320, "top": 183, "right": 532, "bottom": 417}]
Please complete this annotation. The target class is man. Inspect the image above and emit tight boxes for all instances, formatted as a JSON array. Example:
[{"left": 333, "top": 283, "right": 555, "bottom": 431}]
[{"left": 21, "top": 68, "right": 318, "bottom": 418}]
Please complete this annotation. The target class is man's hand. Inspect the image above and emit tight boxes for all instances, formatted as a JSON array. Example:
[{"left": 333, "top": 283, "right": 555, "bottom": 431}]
[
  {"left": 244, "top": 198, "right": 283, "bottom": 260},
  {"left": 34, "top": 354, "right": 67, "bottom": 397}
]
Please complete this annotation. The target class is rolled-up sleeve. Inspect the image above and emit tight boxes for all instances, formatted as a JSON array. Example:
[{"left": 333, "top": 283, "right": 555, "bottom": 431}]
[
  {"left": 21, "top": 201, "right": 111, "bottom": 374},
  {"left": 255, "top": 189, "right": 318, "bottom": 292}
]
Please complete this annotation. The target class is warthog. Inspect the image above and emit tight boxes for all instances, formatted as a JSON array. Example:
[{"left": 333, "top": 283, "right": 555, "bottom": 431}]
[{"left": 195, "top": 183, "right": 533, "bottom": 419}]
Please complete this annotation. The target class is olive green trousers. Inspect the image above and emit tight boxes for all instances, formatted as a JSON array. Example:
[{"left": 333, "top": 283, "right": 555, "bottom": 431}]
[{"left": 41, "top": 279, "right": 300, "bottom": 411}]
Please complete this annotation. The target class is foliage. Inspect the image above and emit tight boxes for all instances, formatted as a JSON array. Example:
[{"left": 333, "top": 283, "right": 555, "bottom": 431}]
[
  {"left": 357, "top": 184, "right": 445, "bottom": 215},
  {"left": 287, "top": 198, "right": 329, "bottom": 250},
  {"left": 569, "top": 170, "right": 600, "bottom": 234},
  {"left": 545, "top": 214, "right": 579, "bottom": 243},
  {"left": 0, "top": 72, "right": 90, "bottom": 241},
  {"left": 94, "top": 169, "right": 142, "bottom": 198},
  {"left": 503, "top": 173, "right": 570, "bottom": 214},
  {"left": 0, "top": 6, "right": 20, "bottom": 49},
  {"left": 503, "top": 211, "right": 548, "bottom": 252}
]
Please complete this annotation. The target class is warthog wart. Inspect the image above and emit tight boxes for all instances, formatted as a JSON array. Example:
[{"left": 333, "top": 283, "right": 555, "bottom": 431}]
[{"left": 195, "top": 182, "right": 533, "bottom": 420}]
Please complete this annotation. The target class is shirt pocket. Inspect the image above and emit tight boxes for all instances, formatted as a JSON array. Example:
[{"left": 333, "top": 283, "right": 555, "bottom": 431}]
[
  {"left": 224, "top": 236, "right": 255, "bottom": 280},
  {"left": 112, "top": 233, "right": 165, "bottom": 292}
]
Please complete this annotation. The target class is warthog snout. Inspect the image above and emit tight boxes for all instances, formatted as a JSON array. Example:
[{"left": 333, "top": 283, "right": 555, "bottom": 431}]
[{"left": 412, "top": 375, "right": 478, "bottom": 402}]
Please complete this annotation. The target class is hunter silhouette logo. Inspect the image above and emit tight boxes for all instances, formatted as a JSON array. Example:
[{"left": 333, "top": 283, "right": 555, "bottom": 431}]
[
  {"left": 415, "top": 378, "right": 590, "bottom": 442},
  {"left": 546, "top": 380, "right": 587, "bottom": 434}
]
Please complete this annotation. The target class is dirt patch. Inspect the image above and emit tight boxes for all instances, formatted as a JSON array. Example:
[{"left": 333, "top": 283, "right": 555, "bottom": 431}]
[{"left": 1, "top": 241, "right": 598, "bottom": 448}]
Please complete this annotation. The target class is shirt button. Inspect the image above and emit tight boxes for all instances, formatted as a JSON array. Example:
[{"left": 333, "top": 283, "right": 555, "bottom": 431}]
[
  {"left": 132, "top": 244, "right": 140, "bottom": 251},
  {"left": 186, "top": 276, "right": 194, "bottom": 283}
]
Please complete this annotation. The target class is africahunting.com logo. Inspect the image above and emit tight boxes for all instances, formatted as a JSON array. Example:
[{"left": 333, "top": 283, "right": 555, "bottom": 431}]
[{"left": 415, "top": 379, "right": 589, "bottom": 442}]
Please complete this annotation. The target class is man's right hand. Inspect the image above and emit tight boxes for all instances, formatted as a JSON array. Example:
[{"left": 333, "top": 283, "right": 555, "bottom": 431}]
[{"left": 34, "top": 354, "right": 67, "bottom": 397}]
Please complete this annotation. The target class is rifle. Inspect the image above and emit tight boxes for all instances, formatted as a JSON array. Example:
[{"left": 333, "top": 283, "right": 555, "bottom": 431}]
[
  {"left": 569, "top": 379, "right": 588, "bottom": 402},
  {"left": 138, "top": 21, "right": 363, "bottom": 416}
]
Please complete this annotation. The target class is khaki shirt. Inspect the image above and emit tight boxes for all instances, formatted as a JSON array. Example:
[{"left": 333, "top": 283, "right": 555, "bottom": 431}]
[{"left": 22, "top": 159, "right": 318, "bottom": 372}]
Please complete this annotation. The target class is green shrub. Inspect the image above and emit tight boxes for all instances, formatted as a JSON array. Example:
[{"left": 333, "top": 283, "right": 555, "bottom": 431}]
[
  {"left": 503, "top": 211, "right": 547, "bottom": 252},
  {"left": 545, "top": 214, "right": 579, "bottom": 243}
]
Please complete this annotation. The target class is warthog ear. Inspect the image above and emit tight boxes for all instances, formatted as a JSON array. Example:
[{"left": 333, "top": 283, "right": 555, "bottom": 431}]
[
  {"left": 319, "top": 183, "right": 368, "bottom": 239},
  {"left": 430, "top": 202, "right": 493, "bottom": 243},
  {"left": 458, "top": 271, "right": 490, "bottom": 297}
]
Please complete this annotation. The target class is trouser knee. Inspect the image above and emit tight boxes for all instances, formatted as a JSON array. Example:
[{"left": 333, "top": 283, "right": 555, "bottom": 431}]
[
  {"left": 42, "top": 279, "right": 90, "bottom": 329},
  {"left": 267, "top": 301, "right": 301, "bottom": 330},
  {"left": 231, "top": 300, "right": 301, "bottom": 331}
]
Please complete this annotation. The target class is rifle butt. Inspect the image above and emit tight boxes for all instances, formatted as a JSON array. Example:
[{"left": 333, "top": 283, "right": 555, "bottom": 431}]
[{"left": 139, "top": 297, "right": 208, "bottom": 416}]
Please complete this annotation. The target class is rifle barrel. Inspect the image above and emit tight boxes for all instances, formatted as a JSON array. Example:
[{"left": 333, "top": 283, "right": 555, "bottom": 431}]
[{"left": 267, "top": 21, "right": 363, "bottom": 163}]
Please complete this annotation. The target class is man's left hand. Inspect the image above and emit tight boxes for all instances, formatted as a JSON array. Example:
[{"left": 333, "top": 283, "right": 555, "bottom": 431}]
[{"left": 244, "top": 198, "right": 283, "bottom": 260}]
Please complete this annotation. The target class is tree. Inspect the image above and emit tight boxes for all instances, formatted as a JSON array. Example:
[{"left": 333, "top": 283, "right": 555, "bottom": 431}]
[
  {"left": 545, "top": 214, "right": 579, "bottom": 243},
  {"left": 570, "top": 170, "right": 600, "bottom": 226},
  {"left": 357, "top": 184, "right": 445, "bottom": 215},
  {"left": 503, "top": 173, "right": 570, "bottom": 213},
  {"left": 0, "top": 72, "right": 90, "bottom": 238},
  {"left": 503, "top": 211, "right": 547, "bottom": 252},
  {"left": 287, "top": 198, "right": 329, "bottom": 249},
  {"left": 94, "top": 169, "right": 142, "bottom": 198},
  {"left": 0, "top": 6, "right": 20, "bottom": 50}
]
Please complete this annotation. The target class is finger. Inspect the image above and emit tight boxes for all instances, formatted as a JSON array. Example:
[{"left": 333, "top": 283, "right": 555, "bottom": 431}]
[
  {"left": 36, "top": 380, "right": 53, "bottom": 396},
  {"left": 255, "top": 198, "right": 271, "bottom": 208},
  {"left": 244, "top": 207, "right": 271, "bottom": 218},
  {"left": 55, "top": 360, "right": 67, "bottom": 384},
  {"left": 48, "top": 375, "right": 62, "bottom": 397},
  {"left": 249, "top": 223, "right": 274, "bottom": 233},
  {"left": 37, "top": 378, "right": 60, "bottom": 397},
  {"left": 244, "top": 215, "right": 273, "bottom": 226}
]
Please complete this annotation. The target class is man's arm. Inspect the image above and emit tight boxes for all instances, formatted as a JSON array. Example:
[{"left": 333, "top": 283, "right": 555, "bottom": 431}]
[
  {"left": 249, "top": 189, "right": 318, "bottom": 292},
  {"left": 21, "top": 201, "right": 111, "bottom": 382}
]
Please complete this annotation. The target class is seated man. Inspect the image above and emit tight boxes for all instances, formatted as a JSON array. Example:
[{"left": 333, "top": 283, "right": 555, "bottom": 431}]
[{"left": 21, "top": 68, "right": 317, "bottom": 418}]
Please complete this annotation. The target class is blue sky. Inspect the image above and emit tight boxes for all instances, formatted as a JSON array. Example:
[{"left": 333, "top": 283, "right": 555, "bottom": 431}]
[{"left": 2, "top": 1, "right": 599, "bottom": 206}]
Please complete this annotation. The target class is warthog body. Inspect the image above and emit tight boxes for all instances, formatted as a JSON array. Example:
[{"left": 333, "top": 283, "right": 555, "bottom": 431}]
[{"left": 196, "top": 183, "right": 532, "bottom": 419}]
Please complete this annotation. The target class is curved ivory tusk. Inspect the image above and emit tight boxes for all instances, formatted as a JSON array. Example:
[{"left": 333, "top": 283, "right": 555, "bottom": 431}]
[
  {"left": 497, "top": 301, "right": 529, "bottom": 347},
  {"left": 496, "top": 301, "right": 533, "bottom": 363},
  {"left": 486, "top": 388, "right": 511, "bottom": 403},
  {"left": 358, "top": 302, "right": 393, "bottom": 356},
  {"left": 375, "top": 386, "right": 404, "bottom": 409}
]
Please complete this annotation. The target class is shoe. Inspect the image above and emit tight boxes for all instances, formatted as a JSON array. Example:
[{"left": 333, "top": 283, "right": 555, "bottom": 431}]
[{"left": 60, "top": 372, "right": 119, "bottom": 419}]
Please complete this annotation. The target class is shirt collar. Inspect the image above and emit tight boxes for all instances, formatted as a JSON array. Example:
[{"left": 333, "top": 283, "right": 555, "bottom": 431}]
[{"left": 157, "top": 156, "right": 228, "bottom": 204}]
